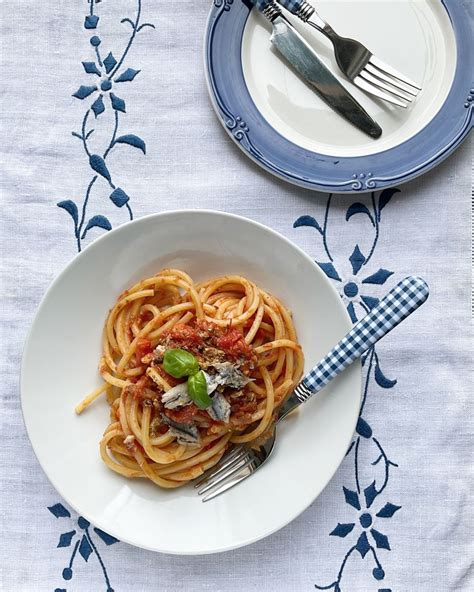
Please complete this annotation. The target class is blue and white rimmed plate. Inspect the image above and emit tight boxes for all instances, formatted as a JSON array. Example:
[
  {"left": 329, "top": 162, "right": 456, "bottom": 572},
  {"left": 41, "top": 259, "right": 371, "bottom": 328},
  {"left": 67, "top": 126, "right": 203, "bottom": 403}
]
[{"left": 205, "top": 0, "right": 473, "bottom": 192}]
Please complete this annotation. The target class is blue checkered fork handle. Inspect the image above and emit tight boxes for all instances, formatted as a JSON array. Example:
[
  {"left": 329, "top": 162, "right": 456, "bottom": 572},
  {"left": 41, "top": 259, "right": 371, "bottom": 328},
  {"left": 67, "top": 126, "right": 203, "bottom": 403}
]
[{"left": 297, "top": 277, "right": 429, "bottom": 398}]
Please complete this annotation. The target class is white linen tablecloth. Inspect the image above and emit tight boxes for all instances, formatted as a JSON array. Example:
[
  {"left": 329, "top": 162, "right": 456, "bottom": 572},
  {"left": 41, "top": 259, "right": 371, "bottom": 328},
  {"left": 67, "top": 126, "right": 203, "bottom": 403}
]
[{"left": 1, "top": 1, "right": 472, "bottom": 591}]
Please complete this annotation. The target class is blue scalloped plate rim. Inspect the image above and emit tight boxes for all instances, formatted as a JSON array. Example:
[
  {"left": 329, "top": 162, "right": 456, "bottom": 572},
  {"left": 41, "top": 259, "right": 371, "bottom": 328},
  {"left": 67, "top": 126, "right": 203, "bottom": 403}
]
[{"left": 204, "top": 0, "right": 473, "bottom": 193}]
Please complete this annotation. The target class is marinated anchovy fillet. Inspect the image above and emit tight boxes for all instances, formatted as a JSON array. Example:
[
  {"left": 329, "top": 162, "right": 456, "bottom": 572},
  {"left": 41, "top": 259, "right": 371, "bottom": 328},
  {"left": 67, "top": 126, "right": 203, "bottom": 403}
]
[
  {"left": 207, "top": 392, "right": 231, "bottom": 423},
  {"left": 203, "top": 371, "right": 219, "bottom": 395},
  {"left": 212, "top": 362, "right": 254, "bottom": 389},
  {"left": 161, "top": 414, "right": 201, "bottom": 446},
  {"left": 161, "top": 383, "right": 191, "bottom": 408}
]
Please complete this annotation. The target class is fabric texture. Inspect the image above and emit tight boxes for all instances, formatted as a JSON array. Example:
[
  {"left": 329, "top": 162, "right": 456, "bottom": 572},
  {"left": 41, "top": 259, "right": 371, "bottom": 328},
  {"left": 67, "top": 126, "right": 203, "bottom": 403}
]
[{"left": 0, "top": 1, "right": 472, "bottom": 591}]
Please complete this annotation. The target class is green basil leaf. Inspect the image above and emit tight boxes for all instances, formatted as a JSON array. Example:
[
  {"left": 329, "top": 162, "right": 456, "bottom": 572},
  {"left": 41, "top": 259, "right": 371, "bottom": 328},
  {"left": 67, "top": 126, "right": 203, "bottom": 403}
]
[
  {"left": 163, "top": 348, "right": 199, "bottom": 378},
  {"left": 187, "top": 370, "right": 212, "bottom": 409}
]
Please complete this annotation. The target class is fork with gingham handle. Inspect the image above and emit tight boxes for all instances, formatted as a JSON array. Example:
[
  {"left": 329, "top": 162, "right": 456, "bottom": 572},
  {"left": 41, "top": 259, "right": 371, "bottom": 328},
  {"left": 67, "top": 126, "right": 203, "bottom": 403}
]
[
  {"left": 195, "top": 276, "right": 429, "bottom": 501},
  {"left": 275, "top": 0, "right": 422, "bottom": 107}
]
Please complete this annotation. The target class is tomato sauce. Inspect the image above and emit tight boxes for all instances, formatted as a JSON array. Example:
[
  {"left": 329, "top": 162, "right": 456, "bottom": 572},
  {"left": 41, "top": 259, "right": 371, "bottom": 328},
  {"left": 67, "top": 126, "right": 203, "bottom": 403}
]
[
  {"left": 135, "top": 338, "right": 153, "bottom": 362},
  {"left": 138, "top": 310, "right": 153, "bottom": 324},
  {"left": 164, "top": 404, "right": 198, "bottom": 424},
  {"left": 167, "top": 323, "right": 204, "bottom": 350},
  {"left": 216, "top": 328, "right": 252, "bottom": 360},
  {"left": 165, "top": 320, "right": 253, "bottom": 361}
]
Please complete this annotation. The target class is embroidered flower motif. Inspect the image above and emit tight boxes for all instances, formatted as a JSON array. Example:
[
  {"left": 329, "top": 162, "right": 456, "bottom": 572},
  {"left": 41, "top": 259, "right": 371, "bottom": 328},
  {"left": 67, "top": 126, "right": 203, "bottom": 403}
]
[
  {"left": 73, "top": 48, "right": 137, "bottom": 116},
  {"left": 48, "top": 503, "right": 119, "bottom": 591},
  {"left": 294, "top": 189, "right": 400, "bottom": 323},
  {"left": 331, "top": 491, "right": 401, "bottom": 551},
  {"left": 321, "top": 260, "right": 394, "bottom": 323},
  {"left": 324, "top": 492, "right": 401, "bottom": 588}
]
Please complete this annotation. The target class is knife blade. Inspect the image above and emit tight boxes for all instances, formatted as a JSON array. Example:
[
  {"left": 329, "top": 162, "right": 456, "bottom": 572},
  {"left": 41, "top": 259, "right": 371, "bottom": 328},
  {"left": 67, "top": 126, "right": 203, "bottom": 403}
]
[{"left": 253, "top": 2, "right": 382, "bottom": 139}]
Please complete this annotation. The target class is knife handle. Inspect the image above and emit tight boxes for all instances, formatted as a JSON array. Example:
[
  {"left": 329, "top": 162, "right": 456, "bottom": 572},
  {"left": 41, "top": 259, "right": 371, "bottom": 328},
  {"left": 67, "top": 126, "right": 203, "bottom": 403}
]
[
  {"left": 276, "top": 0, "right": 305, "bottom": 12},
  {"left": 274, "top": 1, "right": 328, "bottom": 32},
  {"left": 251, "top": 0, "right": 281, "bottom": 13},
  {"left": 251, "top": 0, "right": 288, "bottom": 23},
  {"left": 251, "top": 0, "right": 269, "bottom": 10}
]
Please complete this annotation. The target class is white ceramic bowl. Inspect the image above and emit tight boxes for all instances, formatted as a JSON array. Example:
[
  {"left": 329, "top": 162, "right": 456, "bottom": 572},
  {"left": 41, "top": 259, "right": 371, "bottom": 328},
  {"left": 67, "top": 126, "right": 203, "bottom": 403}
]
[{"left": 21, "top": 210, "right": 361, "bottom": 554}]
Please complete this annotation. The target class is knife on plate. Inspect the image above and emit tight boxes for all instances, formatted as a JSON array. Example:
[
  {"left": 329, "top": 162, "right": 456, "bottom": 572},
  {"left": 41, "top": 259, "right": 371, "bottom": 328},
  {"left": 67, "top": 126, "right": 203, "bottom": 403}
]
[{"left": 251, "top": 0, "right": 382, "bottom": 139}]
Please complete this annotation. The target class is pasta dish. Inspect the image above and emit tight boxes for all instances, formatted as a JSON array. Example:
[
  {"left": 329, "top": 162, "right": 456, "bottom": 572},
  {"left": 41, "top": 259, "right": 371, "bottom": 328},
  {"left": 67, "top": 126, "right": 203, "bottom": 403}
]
[{"left": 76, "top": 268, "right": 303, "bottom": 488}]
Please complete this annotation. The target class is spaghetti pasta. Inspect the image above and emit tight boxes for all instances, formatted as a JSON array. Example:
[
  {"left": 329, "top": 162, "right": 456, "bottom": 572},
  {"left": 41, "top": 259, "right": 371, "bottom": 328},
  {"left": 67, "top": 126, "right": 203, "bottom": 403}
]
[{"left": 77, "top": 269, "right": 304, "bottom": 488}]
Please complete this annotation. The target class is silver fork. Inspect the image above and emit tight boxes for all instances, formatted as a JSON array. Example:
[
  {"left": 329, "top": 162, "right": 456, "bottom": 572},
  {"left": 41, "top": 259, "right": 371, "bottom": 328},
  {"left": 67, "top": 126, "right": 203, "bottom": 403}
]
[
  {"left": 275, "top": 0, "right": 421, "bottom": 107},
  {"left": 195, "top": 277, "right": 429, "bottom": 501}
]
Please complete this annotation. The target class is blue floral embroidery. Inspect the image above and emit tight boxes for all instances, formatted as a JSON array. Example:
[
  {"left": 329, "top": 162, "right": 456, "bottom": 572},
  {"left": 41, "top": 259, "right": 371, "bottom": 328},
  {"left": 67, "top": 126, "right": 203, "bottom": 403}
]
[
  {"left": 57, "top": 0, "right": 155, "bottom": 252},
  {"left": 48, "top": 503, "right": 119, "bottom": 592},
  {"left": 294, "top": 189, "right": 402, "bottom": 591}
]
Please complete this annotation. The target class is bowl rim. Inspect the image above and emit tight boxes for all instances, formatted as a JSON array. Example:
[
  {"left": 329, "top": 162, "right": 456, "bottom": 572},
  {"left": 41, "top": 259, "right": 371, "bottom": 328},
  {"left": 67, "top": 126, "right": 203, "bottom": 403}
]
[{"left": 20, "top": 209, "right": 361, "bottom": 554}]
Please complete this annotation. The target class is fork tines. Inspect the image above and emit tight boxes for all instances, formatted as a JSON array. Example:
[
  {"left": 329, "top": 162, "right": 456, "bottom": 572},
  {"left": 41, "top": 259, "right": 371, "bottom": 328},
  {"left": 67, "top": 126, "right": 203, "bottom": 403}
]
[
  {"left": 355, "top": 56, "right": 421, "bottom": 108},
  {"left": 194, "top": 445, "right": 257, "bottom": 502}
]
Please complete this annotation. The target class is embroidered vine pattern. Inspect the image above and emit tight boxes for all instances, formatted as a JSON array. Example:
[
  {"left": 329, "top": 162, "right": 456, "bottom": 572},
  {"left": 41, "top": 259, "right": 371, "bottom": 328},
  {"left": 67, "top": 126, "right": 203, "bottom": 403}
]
[
  {"left": 57, "top": 0, "right": 154, "bottom": 251},
  {"left": 294, "top": 189, "right": 402, "bottom": 592},
  {"left": 48, "top": 503, "right": 119, "bottom": 592}
]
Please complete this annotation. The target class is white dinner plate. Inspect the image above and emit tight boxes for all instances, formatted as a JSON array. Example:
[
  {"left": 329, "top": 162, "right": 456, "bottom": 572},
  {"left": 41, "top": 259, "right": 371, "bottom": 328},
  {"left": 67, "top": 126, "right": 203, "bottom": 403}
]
[{"left": 21, "top": 211, "right": 361, "bottom": 554}]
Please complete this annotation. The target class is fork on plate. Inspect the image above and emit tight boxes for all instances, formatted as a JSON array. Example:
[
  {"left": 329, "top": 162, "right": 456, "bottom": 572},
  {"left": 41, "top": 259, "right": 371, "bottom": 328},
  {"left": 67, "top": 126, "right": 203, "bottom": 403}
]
[
  {"left": 195, "top": 276, "right": 429, "bottom": 501},
  {"left": 276, "top": 0, "right": 422, "bottom": 107}
]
